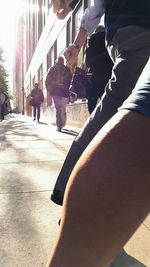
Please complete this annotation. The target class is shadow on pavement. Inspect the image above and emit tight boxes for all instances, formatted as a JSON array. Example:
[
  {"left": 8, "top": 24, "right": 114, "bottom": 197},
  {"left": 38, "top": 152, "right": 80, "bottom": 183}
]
[
  {"left": 38, "top": 121, "right": 49, "bottom": 125},
  {"left": 110, "top": 249, "right": 147, "bottom": 267},
  {"left": 50, "top": 123, "right": 80, "bottom": 136},
  {"left": 61, "top": 128, "right": 79, "bottom": 136}
]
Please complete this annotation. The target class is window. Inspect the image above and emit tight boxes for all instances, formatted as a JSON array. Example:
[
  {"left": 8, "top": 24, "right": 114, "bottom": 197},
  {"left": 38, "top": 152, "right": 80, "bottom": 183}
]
[
  {"left": 72, "top": 4, "right": 84, "bottom": 67},
  {"left": 47, "top": 45, "right": 56, "bottom": 70},
  {"left": 38, "top": 64, "right": 43, "bottom": 88},
  {"left": 32, "top": 76, "right": 36, "bottom": 89},
  {"left": 72, "top": 3, "right": 83, "bottom": 39},
  {"left": 38, "top": 0, "right": 43, "bottom": 39},
  {"left": 67, "top": 18, "right": 72, "bottom": 46},
  {"left": 57, "top": 26, "right": 67, "bottom": 56}
]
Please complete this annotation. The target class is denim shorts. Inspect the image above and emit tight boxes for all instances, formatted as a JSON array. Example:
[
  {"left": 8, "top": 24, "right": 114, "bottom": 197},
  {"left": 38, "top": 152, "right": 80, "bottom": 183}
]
[{"left": 119, "top": 57, "right": 150, "bottom": 117}]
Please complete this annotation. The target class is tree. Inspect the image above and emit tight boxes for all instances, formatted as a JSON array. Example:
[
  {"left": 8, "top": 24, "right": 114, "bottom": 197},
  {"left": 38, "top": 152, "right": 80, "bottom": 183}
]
[
  {"left": 0, "top": 46, "right": 9, "bottom": 95},
  {"left": 0, "top": 46, "right": 12, "bottom": 113}
]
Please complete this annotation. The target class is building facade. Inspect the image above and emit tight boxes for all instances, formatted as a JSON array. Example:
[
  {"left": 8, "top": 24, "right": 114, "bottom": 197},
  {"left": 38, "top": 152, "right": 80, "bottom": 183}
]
[{"left": 14, "top": 0, "right": 91, "bottom": 127}]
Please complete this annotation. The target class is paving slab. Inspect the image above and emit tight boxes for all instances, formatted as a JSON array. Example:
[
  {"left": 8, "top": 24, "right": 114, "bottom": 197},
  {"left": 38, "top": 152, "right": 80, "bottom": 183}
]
[{"left": 0, "top": 191, "right": 61, "bottom": 267}]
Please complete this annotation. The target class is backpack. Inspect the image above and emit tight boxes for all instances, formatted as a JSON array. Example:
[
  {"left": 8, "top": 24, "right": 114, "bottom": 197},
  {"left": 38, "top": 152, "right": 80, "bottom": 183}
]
[{"left": 46, "top": 63, "right": 72, "bottom": 93}]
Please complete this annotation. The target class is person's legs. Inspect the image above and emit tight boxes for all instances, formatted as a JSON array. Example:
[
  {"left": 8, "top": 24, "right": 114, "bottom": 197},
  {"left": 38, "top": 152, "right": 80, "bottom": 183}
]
[
  {"left": 1, "top": 104, "right": 5, "bottom": 120},
  {"left": 33, "top": 105, "right": 36, "bottom": 120},
  {"left": 60, "top": 96, "right": 69, "bottom": 128},
  {"left": 53, "top": 95, "right": 63, "bottom": 131},
  {"left": 87, "top": 96, "right": 98, "bottom": 114},
  {"left": 46, "top": 110, "right": 150, "bottom": 267},
  {"left": 37, "top": 105, "right": 41, "bottom": 122},
  {"left": 51, "top": 26, "right": 150, "bottom": 205},
  {"left": 0, "top": 104, "right": 2, "bottom": 121},
  {"left": 0, "top": 104, "right": 4, "bottom": 120}
]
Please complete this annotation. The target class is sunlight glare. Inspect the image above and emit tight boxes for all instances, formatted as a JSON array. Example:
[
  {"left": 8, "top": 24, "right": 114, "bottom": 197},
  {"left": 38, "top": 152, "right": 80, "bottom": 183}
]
[{"left": 0, "top": 0, "right": 25, "bottom": 85}]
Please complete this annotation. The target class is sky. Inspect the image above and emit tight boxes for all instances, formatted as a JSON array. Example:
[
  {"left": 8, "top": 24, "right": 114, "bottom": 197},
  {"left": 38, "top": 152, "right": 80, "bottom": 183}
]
[{"left": 0, "top": 0, "right": 24, "bottom": 88}]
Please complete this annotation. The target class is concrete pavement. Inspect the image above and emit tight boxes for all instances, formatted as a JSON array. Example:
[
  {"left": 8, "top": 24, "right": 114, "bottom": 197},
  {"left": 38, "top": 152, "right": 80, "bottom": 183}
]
[{"left": 0, "top": 114, "right": 149, "bottom": 267}]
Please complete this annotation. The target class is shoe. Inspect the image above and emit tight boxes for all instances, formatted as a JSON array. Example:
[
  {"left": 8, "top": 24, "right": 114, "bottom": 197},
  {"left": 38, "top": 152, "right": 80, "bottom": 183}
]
[
  {"left": 51, "top": 189, "right": 63, "bottom": 206},
  {"left": 56, "top": 128, "right": 61, "bottom": 132},
  {"left": 33, "top": 118, "right": 36, "bottom": 121}
]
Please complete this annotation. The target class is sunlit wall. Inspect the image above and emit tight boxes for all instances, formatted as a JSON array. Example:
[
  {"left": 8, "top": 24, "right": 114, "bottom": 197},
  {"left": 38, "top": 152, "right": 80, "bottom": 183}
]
[{"left": 14, "top": 0, "right": 90, "bottom": 125}]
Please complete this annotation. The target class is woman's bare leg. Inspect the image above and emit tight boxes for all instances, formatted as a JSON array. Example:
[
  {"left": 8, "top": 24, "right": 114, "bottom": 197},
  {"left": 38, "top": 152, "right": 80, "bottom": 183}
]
[{"left": 46, "top": 110, "right": 150, "bottom": 267}]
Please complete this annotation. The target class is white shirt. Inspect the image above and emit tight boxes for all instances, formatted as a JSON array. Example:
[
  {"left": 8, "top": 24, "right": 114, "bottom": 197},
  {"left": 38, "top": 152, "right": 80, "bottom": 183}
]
[{"left": 80, "top": 0, "right": 105, "bottom": 35}]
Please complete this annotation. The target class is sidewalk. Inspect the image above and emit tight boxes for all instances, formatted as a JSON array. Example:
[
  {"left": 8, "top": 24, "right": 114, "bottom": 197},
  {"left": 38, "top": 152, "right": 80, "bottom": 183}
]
[{"left": 0, "top": 114, "right": 149, "bottom": 267}]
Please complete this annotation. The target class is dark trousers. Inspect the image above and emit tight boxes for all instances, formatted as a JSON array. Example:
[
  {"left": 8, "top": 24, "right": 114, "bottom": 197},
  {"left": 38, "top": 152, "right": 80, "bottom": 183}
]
[
  {"left": 0, "top": 104, "right": 5, "bottom": 120},
  {"left": 33, "top": 105, "right": 40, "bottom": 121},
  {"left": 87, "top": 96, "right": 99, "bottom": 114}
]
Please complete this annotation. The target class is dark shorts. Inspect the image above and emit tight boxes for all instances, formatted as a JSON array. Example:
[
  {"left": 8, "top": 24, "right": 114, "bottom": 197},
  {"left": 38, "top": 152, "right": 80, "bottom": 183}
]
[{"left": 119, "top": 58, "right": 150, "bottom": 117}]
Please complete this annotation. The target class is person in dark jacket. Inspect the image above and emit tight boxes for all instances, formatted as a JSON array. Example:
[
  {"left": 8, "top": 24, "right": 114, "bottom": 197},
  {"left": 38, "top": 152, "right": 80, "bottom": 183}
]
[
  {"left": 45, "top": 56, "right": 72, "bottom": 131},
  {"left": 85, "top": 25, "right": 113, "bottom": 114},
  {"left": 31, "top": 83, "right": 44, "bottom": 123},
  {"left": 0, "top": 89, "right": 6, "bottom": 121}
]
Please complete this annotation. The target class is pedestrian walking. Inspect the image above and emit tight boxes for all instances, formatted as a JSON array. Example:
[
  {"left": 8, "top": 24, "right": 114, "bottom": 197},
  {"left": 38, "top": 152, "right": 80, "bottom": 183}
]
[
  {"left": 30, "top": 83, "right": 44, "bottom": 123},
  {"left": 51, "top": 0, "right": 150, "bottom": 206},
  {"left": 45, "top": 56, "right": 72, "bottom": 131},
  {"left": 0, "top": 89, "right": 6, "bottom": 121},
  {"left": 85, "top": 25, "right": 113, "bottom": 114}
]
